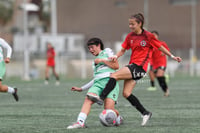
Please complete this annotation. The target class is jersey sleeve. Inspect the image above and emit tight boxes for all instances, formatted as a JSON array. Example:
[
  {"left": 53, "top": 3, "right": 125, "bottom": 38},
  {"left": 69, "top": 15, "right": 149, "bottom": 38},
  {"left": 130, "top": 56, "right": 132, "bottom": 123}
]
[
  {"left": 104, "top": 48, "right": 114, "bottom": 57},
  {"left": 121, "top": 34, "right": 130, "bottom": 50},
  {"left": 149, "top": 34, "right": 162, "bottom": 49},
  {"left": 0, "top": 38, "right": 12, "bottom": 58},
  {"left": 162, "top": 41, "right": 170, "bottom": 51},
  {"left": 81, "top": 79, "right": 94, "bottom": 91}
]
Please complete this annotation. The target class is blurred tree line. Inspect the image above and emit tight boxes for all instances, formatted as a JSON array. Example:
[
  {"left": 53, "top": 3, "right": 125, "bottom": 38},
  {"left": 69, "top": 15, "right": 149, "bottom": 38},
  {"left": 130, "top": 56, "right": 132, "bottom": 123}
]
[
  {"left": 0, "top": 0, "right": 13, "bottom": 25},
  {"left": 0, "top": 0, "right": 50, "bottom": 32}
]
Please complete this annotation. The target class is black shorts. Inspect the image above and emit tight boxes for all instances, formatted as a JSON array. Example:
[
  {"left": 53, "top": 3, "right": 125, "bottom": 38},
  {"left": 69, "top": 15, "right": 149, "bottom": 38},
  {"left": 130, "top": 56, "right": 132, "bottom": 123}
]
[
  {"left": 150, "top": 65, "right": 166, "bottom": 73},
  {"left": 126, "top": 63, "right": 146, "bottom": 80}
]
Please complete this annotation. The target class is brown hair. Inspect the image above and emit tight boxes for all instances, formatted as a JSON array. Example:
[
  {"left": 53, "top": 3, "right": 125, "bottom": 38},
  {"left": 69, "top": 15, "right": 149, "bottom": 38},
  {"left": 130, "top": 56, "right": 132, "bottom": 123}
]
[
  {"left": 151, "top": 30, "right": 159, "bottom": 36},
  {"left": 130, "top": 13, "right": 144, "bottom": 28},
  {"left": 87, "top": 37, "right": 104, "bottom": 50}
]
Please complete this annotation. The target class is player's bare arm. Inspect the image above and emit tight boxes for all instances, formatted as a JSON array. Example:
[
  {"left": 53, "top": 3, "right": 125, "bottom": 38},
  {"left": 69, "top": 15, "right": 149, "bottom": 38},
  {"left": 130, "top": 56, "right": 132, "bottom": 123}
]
[
  {"left": 94, "top": 58, "right": 119, "bottom": 70},
  {"left": 71, "top": 87, "right": 82, "bottom": 92},
  {"left": 158, "top": 45, "right": 182, "bottom": 63}
]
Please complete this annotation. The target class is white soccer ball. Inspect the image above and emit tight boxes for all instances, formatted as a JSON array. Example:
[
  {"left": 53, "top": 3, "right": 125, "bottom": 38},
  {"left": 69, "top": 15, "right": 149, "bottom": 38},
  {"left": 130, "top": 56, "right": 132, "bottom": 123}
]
[{"left": 99, "top": 109, "right": 117, "bottom": 127}]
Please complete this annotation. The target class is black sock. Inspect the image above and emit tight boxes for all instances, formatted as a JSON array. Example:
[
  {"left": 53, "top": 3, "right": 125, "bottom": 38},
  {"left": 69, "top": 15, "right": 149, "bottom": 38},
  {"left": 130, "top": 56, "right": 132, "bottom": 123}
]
[
  {"left": 100, "top": 77, "right": 116, "bottom": 100},
  {"left": 45, "top": 78, "right": 49, "bottom": 81},
  {"left": 150, "top": 80, "right": 155, "bottom": 87},
  {"left": 56, "top": 76, "right": 59, "bottom": 81},
  {"left": 157, "top": 76, "right": 168, "bottom": 92},
  {"left": 127, "top": 94, "right": 149, "bottom": 115}
]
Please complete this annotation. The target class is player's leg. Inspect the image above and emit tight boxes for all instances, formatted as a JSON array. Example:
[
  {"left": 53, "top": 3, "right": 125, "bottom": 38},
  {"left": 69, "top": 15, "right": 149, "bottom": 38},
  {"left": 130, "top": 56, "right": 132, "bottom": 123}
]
[
  {"left": 78, "top": 97, "right": 94, "bottom": 125},
  {"left": 86, "top": 79, "right": 106, "bottom": 105},
  {"left": 101, "top": 63, "right": 146, "bottom": 101},
  {"left": 100, "top": 66, "right": 132, "bottom": 99},
  {"left": 68, "top": 82, "right": 102, "bottom": 129},
  {"left": 52, "top": 66, "right": 60, "bottom": 85},
  {"left": 123, "top": 79, "right": 151, "bottom": 115},
  {"left": 88, "top": 64, "right": 146, "bottom": 105},
  {"left": 67, "top": 97, "right": 94, "bottom": 129},
  {"left": 0, "top": 81, "right": 8, "bottom": 92},
  {"left": 104, "top": 98, "right": 119, "bottom": 115},
  {"left": 147, "top": 68, "right": 157, "bottom": 91},
  {"left": 123, "top": 79, "right": 152, "bottom": 126},
  {"left": 44, "top": 65, "right": 49, "bottom": 84},
  {"left": 156, "top": 68, "right": 169, "bottom": 96},
  {"left": 0, "top": 62, "right": 7, "bottom": 92},
  {"left": 87, "top": 66, "right": 132, "bottom": 105},
  {"left": 104, "top": 83, "right": 123, "bottom": 126},
  {"left": 0, "top": 62, "right": 18, "bottom": 101},
  {"left": 0, "top": 81, "right": 19, "bottom": 101},
  {"left": 120, "top": 63, "right": 152, "bottom": 122},
  {"left": 104, "top": 81, "right": 119, "bottom": 112},
  {"left": 104, "top": 98, "right": 123, "bottom": 126}
]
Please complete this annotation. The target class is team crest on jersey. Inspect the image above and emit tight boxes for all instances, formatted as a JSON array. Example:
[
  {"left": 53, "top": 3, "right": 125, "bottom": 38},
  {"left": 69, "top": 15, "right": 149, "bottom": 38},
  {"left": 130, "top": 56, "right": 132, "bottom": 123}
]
[{"left": 140, "top": 40, "right": 146, "bottom": 47}]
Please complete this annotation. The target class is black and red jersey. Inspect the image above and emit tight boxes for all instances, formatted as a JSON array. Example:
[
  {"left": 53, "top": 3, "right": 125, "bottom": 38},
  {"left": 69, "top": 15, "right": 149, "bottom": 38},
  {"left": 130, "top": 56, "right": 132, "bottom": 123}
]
[{"left": 122, "top": 30, "right": 162, "bottom": 72}]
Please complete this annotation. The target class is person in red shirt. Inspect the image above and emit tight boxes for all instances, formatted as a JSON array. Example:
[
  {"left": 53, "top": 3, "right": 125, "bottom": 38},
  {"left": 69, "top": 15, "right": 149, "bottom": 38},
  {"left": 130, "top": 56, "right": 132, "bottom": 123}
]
[
  {"left": 45, "top": 43, "right": 60, "bottom": 85},
  {"left": 147, "top": 31, "right": 170, "bottom": 97},
  {"left": 87, "top": 13, "right": 182, "bottom": 126}
]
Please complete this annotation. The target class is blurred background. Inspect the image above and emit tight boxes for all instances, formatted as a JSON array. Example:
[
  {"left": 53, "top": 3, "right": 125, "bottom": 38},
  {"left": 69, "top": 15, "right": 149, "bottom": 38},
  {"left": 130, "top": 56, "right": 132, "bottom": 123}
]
[{"left": 1, "top": 0, "right": 200, "bottom": 80}]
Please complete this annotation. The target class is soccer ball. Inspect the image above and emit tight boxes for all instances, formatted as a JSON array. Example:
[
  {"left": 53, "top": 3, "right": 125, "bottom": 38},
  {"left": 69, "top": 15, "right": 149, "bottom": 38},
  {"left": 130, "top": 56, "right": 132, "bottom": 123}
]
[{"left": 99, "top": 109, "right": 117, "bottom": 127}]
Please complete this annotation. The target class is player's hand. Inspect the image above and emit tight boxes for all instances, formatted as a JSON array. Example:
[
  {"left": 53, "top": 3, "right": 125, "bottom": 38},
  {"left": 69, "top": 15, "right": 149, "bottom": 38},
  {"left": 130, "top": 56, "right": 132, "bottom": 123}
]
[
  {"left": 108, "top": 55, "right": 118, "bottom": 62},
  {"left": 173, "top": 56, "right": 182, "bottom": 63},
  {"left": 4, "top": 58, "right": 10, "bottom": 63},
  {"left": 71, "top": 87, "right": 82, "bottom": 92}
]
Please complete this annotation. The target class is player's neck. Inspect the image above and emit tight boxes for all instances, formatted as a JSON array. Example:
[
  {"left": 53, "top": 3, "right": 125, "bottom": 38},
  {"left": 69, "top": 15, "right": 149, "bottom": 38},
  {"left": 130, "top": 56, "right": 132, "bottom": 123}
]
[
  {"left": 95, "top": 50, "right": 102, "bottom": 56},
  {"left": 135, "top": 29, "right": 143, "bottom": 35}
]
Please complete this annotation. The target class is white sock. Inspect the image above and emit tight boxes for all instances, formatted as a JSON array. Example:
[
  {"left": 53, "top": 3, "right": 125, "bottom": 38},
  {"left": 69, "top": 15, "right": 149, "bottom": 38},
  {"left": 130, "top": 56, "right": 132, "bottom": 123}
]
[
  {"left": 77, "top": 112, "right": 87, "bottom": 125},
  {"left": 7, "top": 87, "right": 14, "bottom": 94}
]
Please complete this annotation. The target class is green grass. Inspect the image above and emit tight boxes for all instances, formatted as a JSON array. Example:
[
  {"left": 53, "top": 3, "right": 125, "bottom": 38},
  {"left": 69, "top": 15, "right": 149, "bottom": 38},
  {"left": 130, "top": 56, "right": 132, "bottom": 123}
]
[{"left": 0, "top": 76, "right": 200, "bottom": 133}]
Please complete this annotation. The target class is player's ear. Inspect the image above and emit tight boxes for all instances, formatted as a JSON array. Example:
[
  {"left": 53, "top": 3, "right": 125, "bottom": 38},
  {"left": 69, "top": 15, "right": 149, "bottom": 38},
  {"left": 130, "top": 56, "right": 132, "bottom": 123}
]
[{"left": 97, "top": 43, "right": 101, "bottom": 48}]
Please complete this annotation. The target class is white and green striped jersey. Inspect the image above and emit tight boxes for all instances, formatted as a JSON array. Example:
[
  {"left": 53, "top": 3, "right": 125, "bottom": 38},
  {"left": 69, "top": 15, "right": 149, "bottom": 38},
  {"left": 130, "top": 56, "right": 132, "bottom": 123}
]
[
  {"left": 81, "top": 48, "right": 117, "bottom": 90},
  {"left": 0, "top": 38, "right": 12, "bottom": 62},
  {"left": 92, "top": 48, "right": 116, "bottom": 80}
]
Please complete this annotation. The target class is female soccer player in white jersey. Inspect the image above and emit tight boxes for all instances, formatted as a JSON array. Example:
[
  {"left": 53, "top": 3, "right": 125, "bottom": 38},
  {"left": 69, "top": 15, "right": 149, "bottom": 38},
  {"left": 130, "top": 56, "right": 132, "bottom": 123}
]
[
  {"left": 67, "top": 38, "right": 123, "bottom": 129},
  {"left": 0, "top": 38, "right": 18, "bottom": 101}
]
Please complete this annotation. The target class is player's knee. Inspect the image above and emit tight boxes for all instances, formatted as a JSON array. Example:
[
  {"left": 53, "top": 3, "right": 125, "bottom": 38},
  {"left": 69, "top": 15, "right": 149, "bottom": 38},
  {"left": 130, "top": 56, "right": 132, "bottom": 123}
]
[
  {"left": 110, "top": 73, "right": 118, "bottom": 80},
  {"left": 122, "top": 91, "right": 130, "bottom": 98},
  {"left": 85, "top": 96, "right": 95, "bottom": 105},
  {"left": 156, "top": 69, "right": 165, "bottom": 77},
  {"left": 0, "top": 82, "right": 2, "bottom": 90},
  {"left": 104, "top": 105, "right": 115, "bottom": 110}
]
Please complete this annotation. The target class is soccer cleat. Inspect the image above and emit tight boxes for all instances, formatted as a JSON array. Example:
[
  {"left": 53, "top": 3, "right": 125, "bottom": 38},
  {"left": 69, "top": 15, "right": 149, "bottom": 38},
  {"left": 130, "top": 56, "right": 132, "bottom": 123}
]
[
  {"left": 147, "top": 87, "right": 157, "bottom": 91},
  {"left": 44, "top": 80, "right": 48, "bottom": 85},
  {"left": 67, "top": 122, "right": 86, "bottom": 129},
  {"left": 115, "top": 115, "right": 124, "bottom": 126},
  {"left": 86, "top": 93, "right": 103, "bottom": 105},
  {"left": 55, "top": 81, "right": 60, "bottom": 86},
  {"left": 12, "top": 88, "right": 19, "bottom": 101},
  {"left": 141, "top": 112, "right": 152, "bottom": 126},
  {"left": 164, "top": 89, "right": 170, "bottom": 97},
  {"left": 165, "top": 74, "right": 170, "bottom": 83}
]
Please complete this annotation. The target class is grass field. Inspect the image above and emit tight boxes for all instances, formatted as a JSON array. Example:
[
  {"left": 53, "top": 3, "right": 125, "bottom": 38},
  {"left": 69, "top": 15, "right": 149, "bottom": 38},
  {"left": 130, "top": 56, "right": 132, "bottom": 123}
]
[{"left": 0, "top": 75, "right": 200, "bottom": 133}]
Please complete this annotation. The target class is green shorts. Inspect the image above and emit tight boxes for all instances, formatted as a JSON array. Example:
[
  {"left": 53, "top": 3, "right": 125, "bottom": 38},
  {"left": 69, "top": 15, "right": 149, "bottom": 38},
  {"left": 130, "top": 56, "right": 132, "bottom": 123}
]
[
  {"left": 0, "top": 61, "right": 5, "bottom": 80},
  {"left": 87, "top": 77, "right": 119, "bottom": 101}
]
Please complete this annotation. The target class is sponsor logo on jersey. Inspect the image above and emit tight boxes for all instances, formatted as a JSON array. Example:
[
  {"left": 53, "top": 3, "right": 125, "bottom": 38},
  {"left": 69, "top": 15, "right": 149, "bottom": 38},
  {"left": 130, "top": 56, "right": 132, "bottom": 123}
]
[{"left": 130, "top": 40, "right": 134, "bottom": 44}]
